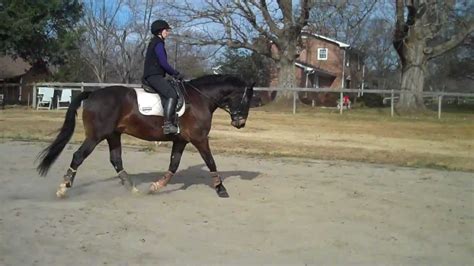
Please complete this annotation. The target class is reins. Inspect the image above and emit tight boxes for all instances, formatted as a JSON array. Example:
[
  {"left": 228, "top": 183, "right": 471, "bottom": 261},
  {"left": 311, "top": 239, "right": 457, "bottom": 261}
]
[{"left": 181, "top": 80, "right": 233, "bottom": 115}]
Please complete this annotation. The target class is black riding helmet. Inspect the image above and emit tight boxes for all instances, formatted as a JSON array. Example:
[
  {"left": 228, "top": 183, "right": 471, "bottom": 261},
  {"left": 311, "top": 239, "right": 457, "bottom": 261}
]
[{"left": 151, "top": 20, "right": 171, "bottom": 35}]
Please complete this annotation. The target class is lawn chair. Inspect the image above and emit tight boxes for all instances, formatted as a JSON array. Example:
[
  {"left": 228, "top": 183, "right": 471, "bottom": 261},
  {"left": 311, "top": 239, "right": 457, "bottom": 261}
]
[
  {"left": 57, "top": 89, "right": 72, "bottom": 109},
  {"left": 0, "top": 94, "right": 4, "bottom": 109},
  {"left": 37, "top": 87, "right": 55, "bottom": 110}
]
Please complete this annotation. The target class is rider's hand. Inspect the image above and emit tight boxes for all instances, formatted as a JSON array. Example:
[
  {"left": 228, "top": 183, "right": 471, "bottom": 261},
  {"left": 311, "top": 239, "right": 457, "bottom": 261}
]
[{"left": 173, "top": 72, "right": 185, "bottom": 80}]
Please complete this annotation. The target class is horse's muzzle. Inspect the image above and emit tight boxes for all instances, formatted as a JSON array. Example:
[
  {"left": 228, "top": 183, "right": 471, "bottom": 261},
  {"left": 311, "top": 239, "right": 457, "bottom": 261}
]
[{"left": 231, "top": 118, "right": 246, "bottom": 129}]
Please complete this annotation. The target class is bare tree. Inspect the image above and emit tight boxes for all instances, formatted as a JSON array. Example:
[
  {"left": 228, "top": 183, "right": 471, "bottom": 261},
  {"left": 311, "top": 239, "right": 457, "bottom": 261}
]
[
  {"left": 347, "top": 1, "right": 401, "bottom": 91},
  {"left": 110, "top": 0, "right": 157, "bottom": 83},
  {"left": 309, "top": 0, "right": 378, "bottom": 45},
  {"left": 393, "top": 0, "right": 474, "bottom": 112},
  {"left": 81, "top": 0, "right": 124, "bottom": 82},
  {"left": 172, "top": 0, "right": 315, "bottom": 90},
  {"left": 167, "top": 33, "right": 215, "bottom": 78}
]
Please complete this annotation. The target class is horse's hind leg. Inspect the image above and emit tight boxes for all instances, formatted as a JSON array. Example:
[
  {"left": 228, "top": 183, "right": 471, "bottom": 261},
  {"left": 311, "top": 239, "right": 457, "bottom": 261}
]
[
  {"left": 56, "top": 138, "right": 99, "bottom": 198},
  {"left": 149, "top": 140, "right": 187, "bottom": 193},
  {"left": 106, "top": 133, "right": 137, "bottom": 193},
  {"left": 192, "top": 138, "right": 229, "bottom": 198}
]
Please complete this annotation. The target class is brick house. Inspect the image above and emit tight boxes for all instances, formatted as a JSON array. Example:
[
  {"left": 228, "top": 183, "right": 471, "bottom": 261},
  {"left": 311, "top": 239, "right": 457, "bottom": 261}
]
[
  {"left": 296, "top": 32, "right": 364, "bottom": 90},
  {"left": 268, "top": 32, "right": 365, "bottom": 106}
]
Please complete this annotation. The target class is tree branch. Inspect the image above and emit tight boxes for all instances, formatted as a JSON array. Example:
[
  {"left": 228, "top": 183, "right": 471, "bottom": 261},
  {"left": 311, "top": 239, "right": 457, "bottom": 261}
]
[
  {"left": 276, "top": 0, "right": 292, "bottom": 25},
  {"left": 393, "top": 0, "right": 407, "bottom": 65},
  {"left": 425, "top": 22, "right": 474, "bottom": 60},
  {"left": 254, "top": 0, "right": 282, "bottom": 35},
  {"left": 296, "top": 0, "right": 312, "bottom": 31},
  {"left": 234, "top": 1, "right": 279, "bottom": 43}
]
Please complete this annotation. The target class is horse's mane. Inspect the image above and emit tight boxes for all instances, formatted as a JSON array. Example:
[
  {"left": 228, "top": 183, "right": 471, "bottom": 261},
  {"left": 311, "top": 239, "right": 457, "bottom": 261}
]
[{"left": 189, "top": 74, "right": 247, "bottom": 88}]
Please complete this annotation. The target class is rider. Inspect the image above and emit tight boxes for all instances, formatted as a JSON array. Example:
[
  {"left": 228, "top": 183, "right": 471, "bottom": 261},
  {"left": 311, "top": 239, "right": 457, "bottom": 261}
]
[{"left": 143, "top": 19, "right": 184, "bottom": 135}]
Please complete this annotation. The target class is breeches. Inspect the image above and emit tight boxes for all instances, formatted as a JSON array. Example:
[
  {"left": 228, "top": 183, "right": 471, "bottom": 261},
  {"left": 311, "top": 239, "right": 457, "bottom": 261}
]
[{"left": 145, "top": 75, "right": 178, "bottom": 100}]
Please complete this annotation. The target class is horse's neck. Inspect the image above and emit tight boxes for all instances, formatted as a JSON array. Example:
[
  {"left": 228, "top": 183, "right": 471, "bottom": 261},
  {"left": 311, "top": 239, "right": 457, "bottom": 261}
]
[{"left": 186, "top": 83, "right": 227, "bottom": 101}]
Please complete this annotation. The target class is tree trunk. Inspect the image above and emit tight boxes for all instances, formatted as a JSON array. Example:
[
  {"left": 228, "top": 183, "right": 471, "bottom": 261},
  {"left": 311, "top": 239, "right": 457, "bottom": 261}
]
[
  {"left": 274, "top": 57, "right": 296, "bottom": 102},
  {"left": 396, "top": 42, "right": 427, "bottom": 112},
  {"left": 393, "top": 0, "right": 473, "bottom": 113},
  {"left": 398, "top": 65, "right": 426, "bottom": 111},
  {"left": 394, "top": 0, "right": 427, "bottom": 113}
]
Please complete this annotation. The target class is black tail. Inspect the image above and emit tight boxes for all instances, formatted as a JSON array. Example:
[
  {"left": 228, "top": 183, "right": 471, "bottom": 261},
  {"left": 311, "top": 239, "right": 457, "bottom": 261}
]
[{"left": 36, "top": 91, "right": 92, "bottom": 176}]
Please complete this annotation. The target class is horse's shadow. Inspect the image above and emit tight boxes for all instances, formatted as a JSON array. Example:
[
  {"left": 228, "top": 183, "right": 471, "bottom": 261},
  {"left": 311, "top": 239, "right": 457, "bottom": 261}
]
[{"left": 76, "top": 164, "right": 261, "bottom": 194}]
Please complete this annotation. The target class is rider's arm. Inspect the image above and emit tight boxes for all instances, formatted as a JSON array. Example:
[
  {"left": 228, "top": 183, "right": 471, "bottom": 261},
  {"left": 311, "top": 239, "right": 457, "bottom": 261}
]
[{"left": 154, "top": 42, "right": 179, "bottom": 76}]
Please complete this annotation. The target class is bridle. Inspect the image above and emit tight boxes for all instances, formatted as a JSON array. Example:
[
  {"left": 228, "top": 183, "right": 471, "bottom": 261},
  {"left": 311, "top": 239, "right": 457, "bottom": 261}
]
[{"left": 182, "top": 79, "right": 250, "bottom": 118}]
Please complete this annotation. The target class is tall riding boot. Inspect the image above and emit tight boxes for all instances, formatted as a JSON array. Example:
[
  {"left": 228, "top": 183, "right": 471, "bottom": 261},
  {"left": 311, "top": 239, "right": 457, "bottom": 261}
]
[{"left": 163, "top": 98, "right": 179, "bottom": 134}]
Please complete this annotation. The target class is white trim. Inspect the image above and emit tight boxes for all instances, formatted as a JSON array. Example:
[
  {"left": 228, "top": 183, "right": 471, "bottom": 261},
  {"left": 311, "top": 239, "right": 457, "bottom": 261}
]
[
  {"left": 295, "top": 62, "right": 314, "bottom": 71},
  {"left": 317, "top": 48, "right": 328, "bottom": 60},
  {"left": 302, "top": 32, "right": 350, "bottom": 48}
]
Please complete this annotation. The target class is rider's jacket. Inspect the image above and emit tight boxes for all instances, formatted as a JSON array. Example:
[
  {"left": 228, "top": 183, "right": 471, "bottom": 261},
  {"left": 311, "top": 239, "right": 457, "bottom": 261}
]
[{"left": 143, "top": 36, "right": 178, "bottom": 79}]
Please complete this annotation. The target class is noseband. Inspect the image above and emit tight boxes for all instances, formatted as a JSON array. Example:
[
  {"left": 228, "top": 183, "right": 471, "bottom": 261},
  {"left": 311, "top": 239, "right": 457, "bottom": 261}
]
[{"left": 230, "top": 86, "right": 249, "bottom": 119}]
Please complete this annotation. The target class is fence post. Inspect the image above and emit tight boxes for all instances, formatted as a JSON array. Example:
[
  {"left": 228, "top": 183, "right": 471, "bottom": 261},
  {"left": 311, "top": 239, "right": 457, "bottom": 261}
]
[
  {"left": 391, "top": 89, "right": 394, "bottom": 117},
  {"left": 339, "top": 91, "right": 343, "bottom": 114},
  {"left": 293, "top": 91, "right": 296, "bottom": 114},
  {"left": 32, "top": 84, "right": 37, "bottom": 109},
  {"left": 438, "top": 94, "right": 443, "bottom": 119},
  {"left": 81, "top": 82, "right": 84, "bottom": 108}
]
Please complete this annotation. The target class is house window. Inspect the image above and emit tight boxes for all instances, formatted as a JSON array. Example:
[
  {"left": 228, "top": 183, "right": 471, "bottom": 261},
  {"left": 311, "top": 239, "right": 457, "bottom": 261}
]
[{"left": 317, "top": 48, "right": 328, "bottom": 60}]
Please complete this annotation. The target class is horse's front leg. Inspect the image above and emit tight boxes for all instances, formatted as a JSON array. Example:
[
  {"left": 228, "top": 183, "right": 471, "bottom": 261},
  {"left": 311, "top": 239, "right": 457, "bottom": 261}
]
[
  {"left": 192, "top": 138, "right": 229, "bottom": 198},
  {"left": 149, "top": 140, "right": 187, "bottom": 193}
]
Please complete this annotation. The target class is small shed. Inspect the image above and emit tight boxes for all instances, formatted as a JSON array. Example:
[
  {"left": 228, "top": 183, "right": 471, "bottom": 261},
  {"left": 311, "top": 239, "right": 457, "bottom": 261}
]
[{"left": 0, "top": 56, "right": 50, "bottom": 105}]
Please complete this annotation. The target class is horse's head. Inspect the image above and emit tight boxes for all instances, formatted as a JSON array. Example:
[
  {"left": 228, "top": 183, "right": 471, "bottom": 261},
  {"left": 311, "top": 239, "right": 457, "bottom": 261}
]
[
  {"left": 188, "top": 75, "right": 255, "bottom": 128},
  {"left": 227, "top": 81, "right": 254, "bottom": 129}
]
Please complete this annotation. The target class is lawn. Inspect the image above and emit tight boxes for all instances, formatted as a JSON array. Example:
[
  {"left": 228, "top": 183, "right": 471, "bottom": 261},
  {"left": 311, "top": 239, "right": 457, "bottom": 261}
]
[{"left": 1, "top": 105, "right": 473, "bottom": 171}]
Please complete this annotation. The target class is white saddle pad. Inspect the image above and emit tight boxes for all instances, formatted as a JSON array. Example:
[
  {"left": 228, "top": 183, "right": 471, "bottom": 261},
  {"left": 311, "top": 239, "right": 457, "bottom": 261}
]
[{"left": 134, "top": 88, "right": 186, "bottom": 117}]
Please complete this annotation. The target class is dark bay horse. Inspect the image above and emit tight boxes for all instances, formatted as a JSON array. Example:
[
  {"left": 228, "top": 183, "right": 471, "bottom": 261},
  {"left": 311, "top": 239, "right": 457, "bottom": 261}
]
[{"left": 37, "top": 74, "right": 254, "bottom": 198}]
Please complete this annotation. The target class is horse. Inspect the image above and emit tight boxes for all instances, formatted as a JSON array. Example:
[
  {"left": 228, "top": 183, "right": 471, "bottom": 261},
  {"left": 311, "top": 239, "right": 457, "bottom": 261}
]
[{"left": 36, "top": 74, "right": 254, "bottom": 198}]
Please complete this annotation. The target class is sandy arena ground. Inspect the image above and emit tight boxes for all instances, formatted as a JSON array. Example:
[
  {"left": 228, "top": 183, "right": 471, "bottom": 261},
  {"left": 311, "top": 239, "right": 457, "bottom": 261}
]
[{"left": 0, "top": 141, "right": 472, "bottom": 265}]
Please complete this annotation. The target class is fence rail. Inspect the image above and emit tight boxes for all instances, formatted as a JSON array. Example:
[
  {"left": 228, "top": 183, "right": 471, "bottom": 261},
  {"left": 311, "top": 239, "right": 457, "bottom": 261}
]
[
  {"left": 253, "top": 87, "right": 473, "bottom": 119},
  {"left": 21, "top": 82, "right": 474, "bottom": 119}
]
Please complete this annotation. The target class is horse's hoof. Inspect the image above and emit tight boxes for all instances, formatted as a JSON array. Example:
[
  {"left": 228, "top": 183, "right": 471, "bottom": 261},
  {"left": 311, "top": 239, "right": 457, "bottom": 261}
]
[
  {"left": 148, "top": 182, "right": 162, "bottom": 194},
  {"left": 118, "top": 170, "right": 128, "bottom": 186},
  {"left": 215, "top": 184, "right": 229, "bottom": 198},
  {"left": 56, "top": 183, "right": 68, "bottom": 198},
  {"left": 131, "top": 186, "right": 140, "bottom": 195}
]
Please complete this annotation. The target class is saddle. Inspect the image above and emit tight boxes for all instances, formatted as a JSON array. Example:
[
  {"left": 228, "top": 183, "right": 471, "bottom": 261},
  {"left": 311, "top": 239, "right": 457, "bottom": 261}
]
[
  {"left": 142, "top": 78, "right": 185, "bottom": 110},
  {"left": 135, "top": 79, "right": 186, "bottom": 117}
]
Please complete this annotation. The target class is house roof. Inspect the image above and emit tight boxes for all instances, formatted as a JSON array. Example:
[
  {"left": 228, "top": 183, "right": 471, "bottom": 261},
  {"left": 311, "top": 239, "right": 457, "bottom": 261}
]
[
  {"left": 0, "top": 56, "right": 31, "bottom": 80},
  {"left": 301, "top": 32, "right": 350, "bottom": 48},
  {"left": 295, "top": 60, "right": 336, "bottom": 78}
]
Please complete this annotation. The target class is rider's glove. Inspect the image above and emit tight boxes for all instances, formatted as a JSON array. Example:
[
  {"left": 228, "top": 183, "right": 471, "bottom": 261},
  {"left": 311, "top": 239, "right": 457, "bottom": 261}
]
[{"left": 173, "top": 72, "right": 185, "bottom": 80}]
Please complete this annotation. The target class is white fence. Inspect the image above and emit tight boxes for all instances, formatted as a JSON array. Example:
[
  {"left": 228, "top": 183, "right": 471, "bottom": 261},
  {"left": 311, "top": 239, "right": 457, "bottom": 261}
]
[
  {"left": 27, "top": 82, "right": 474, "bottom": 119},
  {"left": 254, "top": 87, "right": 474, "bottom": 119}
]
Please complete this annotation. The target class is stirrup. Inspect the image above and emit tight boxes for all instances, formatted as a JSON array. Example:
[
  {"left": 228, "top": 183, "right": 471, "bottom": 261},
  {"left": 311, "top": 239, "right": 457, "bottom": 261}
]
[{"left": 163, "top": 122, "right": 179, "bottom": 134}]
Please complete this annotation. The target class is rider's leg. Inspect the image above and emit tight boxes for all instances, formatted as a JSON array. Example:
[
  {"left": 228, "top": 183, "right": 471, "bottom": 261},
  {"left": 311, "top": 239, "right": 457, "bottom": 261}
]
[
  {"left": 145, "top": 75, "right": 179, "bottom": 134},
  {"left": 163, "top": 97, "right": 178, "bottom": 134}
]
